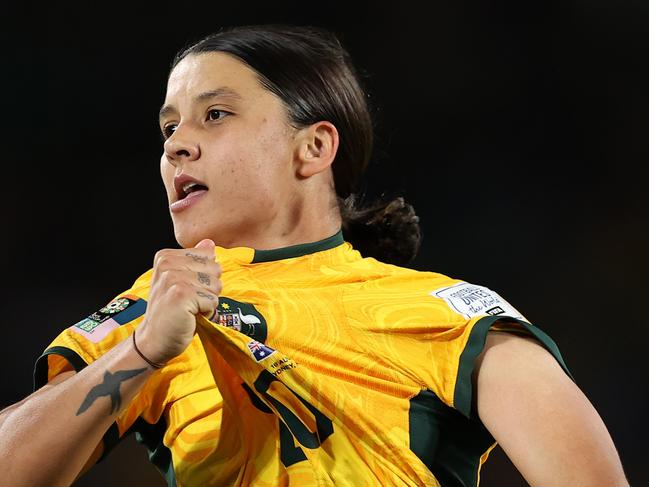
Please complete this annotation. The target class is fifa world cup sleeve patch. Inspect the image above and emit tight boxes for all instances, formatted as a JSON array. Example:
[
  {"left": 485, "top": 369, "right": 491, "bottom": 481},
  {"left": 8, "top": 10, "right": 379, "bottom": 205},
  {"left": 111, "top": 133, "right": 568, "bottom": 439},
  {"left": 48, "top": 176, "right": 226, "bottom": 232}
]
[
  {"left": 69, "top": 295, "right": 147, "bottom": 343},
  {"left": 431, "top": 282, "right": 525, "bottom": 320}
]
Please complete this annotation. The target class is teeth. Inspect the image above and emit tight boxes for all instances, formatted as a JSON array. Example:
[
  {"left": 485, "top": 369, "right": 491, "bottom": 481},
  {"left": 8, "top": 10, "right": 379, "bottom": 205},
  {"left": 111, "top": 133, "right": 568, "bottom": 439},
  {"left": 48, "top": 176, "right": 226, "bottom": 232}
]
[{"left": 182, "top": 181, "right": 198, "bottom": 193}]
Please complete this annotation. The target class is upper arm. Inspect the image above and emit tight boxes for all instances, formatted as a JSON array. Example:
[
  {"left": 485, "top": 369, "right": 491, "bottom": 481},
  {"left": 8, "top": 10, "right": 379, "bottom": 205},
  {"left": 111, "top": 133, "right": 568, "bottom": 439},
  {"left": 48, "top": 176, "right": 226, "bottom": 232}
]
[{"left": 473, "top": 331, "right": 628, "bottom": 487}]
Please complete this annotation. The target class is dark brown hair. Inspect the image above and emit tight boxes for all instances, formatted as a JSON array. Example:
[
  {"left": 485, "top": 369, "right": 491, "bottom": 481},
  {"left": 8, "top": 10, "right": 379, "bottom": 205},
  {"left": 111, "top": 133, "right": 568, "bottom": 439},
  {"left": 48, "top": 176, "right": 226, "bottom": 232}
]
[{"left": 172, "top": 24, "right": 421, "bottom": 265}]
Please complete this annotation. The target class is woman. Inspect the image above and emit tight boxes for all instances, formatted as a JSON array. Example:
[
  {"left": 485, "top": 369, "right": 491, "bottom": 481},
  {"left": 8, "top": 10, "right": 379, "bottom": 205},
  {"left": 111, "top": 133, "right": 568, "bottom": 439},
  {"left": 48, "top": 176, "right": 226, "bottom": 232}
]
[{"left": 0, "top": 24, "right": 627, "bottom": 486}]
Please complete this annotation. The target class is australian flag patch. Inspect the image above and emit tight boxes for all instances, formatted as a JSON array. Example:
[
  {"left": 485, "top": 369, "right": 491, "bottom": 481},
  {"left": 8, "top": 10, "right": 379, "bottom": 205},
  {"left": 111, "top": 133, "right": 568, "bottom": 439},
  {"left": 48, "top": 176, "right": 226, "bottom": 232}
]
[{"left": 247, "top": 339, "right": 276, "bottom": 362}]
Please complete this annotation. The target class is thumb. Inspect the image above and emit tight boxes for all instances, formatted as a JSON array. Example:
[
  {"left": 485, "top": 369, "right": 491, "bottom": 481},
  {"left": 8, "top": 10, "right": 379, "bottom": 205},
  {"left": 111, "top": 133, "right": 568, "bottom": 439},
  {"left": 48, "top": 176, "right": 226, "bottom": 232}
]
[{"left": 194, "top": 238, "right": 216, "bottom": 249}]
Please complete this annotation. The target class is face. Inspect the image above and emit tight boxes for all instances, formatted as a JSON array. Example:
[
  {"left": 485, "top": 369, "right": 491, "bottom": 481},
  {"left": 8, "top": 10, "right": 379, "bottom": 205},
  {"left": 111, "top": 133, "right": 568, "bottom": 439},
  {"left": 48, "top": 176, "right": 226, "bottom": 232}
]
[{"left": 159, "top": 52, "right": 300, "bottom": 249}]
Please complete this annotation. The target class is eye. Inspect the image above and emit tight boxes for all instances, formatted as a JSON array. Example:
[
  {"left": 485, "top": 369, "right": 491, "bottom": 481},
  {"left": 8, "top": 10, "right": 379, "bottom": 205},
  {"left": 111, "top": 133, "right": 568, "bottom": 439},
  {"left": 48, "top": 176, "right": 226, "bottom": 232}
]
[
  {"left": 207, "top": 109, "right": 228, "bottom": 121},
  {"left": 161, "top": 123, "right": 177, "bottom": 140}
]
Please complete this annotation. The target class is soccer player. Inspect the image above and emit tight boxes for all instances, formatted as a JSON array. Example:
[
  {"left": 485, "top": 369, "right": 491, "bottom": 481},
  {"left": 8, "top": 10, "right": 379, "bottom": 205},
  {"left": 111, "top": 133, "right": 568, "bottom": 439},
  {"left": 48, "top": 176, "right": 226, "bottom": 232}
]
[{"left": 0, "top": 25, "right": 628, "bottom": 486}]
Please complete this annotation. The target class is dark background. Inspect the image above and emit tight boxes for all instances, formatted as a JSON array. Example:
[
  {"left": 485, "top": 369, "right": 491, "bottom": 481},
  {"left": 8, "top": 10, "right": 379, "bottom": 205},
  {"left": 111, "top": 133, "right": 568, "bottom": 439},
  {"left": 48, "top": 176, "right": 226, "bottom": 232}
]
[{"left": 2, "top": 1, "right": 647, "bottom": 485}]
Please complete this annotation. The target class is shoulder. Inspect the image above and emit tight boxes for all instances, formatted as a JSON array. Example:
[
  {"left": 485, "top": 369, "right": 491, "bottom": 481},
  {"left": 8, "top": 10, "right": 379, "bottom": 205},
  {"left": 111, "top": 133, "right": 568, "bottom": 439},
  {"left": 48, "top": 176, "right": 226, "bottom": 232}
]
[
  {"left": 128, "top": 268, "right": 154, "bottom": 296},
  {"left": 428, "top": 280, "right": 527, "bottom": 322},
  {"left": 351, "top": 258, "right": 526, "bottom": 322},
  {"left": 35, "top": 267, "right": 155, "bottom": 376}
]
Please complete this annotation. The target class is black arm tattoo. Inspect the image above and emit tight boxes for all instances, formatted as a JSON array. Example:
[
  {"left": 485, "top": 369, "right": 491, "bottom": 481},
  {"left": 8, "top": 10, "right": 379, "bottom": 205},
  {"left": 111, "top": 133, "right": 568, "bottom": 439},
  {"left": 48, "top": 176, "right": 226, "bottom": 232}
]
[
  {"left": 185, "top": 252, "right": 208, "bottom": 264},
  {"left": 197, "top": 272, "right": 211, "bottom": 286},
  {"left": 76, "top": 368, "right": 147, "bottom": 416}
]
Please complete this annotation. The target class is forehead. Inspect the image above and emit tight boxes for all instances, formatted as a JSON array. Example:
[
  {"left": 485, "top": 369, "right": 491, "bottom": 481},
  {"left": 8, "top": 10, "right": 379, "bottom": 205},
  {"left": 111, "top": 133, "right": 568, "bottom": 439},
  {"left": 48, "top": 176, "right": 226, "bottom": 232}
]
[{"left": 165, "top": 52, "right": 264, "bottom": 104}]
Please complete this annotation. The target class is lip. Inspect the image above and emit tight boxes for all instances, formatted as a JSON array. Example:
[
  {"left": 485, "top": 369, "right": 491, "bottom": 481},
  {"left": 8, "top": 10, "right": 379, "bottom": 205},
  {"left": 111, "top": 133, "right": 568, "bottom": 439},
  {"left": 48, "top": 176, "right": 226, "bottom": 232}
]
[
  {"left": 173, "top": 173, "right": 208, "bottom": 200},
  {"left": 171, "top": 173, "right": 209, "bottom": 214},
  {"left": 170, "top": 189, "right": 208, "bottom": 213}
]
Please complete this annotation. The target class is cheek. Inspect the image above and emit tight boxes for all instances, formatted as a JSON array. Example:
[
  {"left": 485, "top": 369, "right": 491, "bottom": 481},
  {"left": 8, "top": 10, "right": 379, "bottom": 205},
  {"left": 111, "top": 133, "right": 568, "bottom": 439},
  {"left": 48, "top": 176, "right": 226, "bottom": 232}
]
[
  {"left": 253, "top": 127, "right": 295, "bottom": 179},
  {"left": 211, "top": 158, "right": 279, "bottom": 217},
  {"left": 205, "top": 121, "right": 294, "bottom": 204}
]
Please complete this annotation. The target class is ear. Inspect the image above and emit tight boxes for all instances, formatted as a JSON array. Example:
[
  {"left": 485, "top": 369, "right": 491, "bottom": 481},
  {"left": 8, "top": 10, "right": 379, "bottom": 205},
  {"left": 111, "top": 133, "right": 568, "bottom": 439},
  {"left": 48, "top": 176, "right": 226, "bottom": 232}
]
[{"left": 294, "top": 121, "right": 339, "bottom": 178}]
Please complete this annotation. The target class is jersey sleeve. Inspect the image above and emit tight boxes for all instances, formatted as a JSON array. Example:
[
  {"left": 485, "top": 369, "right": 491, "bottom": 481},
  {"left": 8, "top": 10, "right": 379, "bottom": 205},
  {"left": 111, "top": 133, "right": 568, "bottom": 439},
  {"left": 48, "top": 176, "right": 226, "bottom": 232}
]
[
  {"left": 32, "top": 270, "right": 170, "bottom": 460},
  {"left": 424, "top": 280, "right": 573, "bottom": 419}
]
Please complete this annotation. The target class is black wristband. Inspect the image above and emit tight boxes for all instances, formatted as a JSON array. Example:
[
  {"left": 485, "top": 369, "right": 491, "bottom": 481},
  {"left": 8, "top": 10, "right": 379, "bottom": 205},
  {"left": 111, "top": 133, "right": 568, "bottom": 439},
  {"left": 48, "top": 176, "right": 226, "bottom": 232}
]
[{"left": 132, "top": 329, "right": 165, "bottom": 369}]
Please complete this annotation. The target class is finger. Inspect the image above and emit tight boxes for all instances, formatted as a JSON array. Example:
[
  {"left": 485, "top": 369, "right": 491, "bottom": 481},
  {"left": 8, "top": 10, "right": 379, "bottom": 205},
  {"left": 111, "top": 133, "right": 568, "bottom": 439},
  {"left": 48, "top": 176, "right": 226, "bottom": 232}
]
[
  {"left": 195, "top": 239, "right": 215, "bottom": 249},
  {"left": 195, "top": 289, "right": 219, "bottom": 321},
  {"left": 194, "top": 269, "right": 222, "bottom": 294},
  {"left": 155, "top": 269, "right": 221, "bottom": 299},
  {"left": 184, "top": 240, "right": 217, "bottom": 266},
  {"left": 154, "top": 259, "right": 219, "bottom": 288},
  {"left": 154, "top": 247, "right": 215, "bottom": 275}
]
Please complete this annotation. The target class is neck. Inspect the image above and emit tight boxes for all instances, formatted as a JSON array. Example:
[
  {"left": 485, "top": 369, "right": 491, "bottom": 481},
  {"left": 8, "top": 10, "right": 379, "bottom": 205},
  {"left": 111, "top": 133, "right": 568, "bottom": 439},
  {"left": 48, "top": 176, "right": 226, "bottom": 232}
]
[
  {"left": 214, "top": 187, "right": 341, "bottom": 250},
  {"left": 236, "top": 206, "right": 341, "bottom": 251}
]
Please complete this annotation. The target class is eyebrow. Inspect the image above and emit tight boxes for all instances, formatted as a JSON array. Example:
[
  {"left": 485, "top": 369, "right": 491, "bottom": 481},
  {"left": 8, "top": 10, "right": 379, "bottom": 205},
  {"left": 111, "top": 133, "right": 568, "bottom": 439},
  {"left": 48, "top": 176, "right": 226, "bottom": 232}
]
[{"left": 158, "top": 87, "right": 243, "bottom": 120}]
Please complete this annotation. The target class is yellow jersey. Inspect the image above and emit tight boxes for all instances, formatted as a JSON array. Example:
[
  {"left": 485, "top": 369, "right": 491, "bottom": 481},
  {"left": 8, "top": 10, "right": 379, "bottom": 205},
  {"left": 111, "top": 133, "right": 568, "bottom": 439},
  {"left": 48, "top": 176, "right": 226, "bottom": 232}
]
[{"left": 34, "top": 231, "right": 571, "bottom": 486}]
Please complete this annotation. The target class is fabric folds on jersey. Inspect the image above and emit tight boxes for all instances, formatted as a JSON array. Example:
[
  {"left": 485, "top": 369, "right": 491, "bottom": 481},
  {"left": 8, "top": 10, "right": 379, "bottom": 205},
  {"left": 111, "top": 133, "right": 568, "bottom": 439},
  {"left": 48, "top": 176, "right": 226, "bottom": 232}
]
[{"left": 32, "top": 230, "right": 574, "bottom": 486}]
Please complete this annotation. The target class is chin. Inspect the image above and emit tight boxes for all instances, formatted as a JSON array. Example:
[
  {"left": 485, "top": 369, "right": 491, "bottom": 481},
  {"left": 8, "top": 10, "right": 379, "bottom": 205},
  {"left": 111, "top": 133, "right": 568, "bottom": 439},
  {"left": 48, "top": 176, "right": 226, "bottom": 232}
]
[
  {"left": 174, "top": 227, "right": 205, "bottom": 249},
  {"left": 173, "top": 218, "right": 251, "bottom": 249},
  {"left": 174, "top": 224, "right": 227, "bottom": 249},
  {"left": 175, "top": 235, "right": 194, "bottom": 249}
]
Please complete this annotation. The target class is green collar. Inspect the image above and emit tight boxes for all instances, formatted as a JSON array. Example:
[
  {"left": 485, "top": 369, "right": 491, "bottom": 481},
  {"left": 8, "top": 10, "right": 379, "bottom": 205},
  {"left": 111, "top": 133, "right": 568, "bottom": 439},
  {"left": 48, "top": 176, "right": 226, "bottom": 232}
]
[{"left": 251, "top": 230, "right": 344, "bottom": 263}]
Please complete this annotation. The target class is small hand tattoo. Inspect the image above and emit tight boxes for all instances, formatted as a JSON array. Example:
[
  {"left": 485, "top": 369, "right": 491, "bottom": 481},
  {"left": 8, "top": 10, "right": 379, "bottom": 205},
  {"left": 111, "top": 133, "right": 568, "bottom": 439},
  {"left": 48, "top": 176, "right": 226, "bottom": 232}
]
[
  {"left": 197, "top": 272, "right": 211, "bottom": 286},
  {"left": 186, "top": 252, "right": 208, "bottom": 264},
  {"left": 76, "top": 368, "right": 147, "bottom": 416},
  {"left": 197, "top": 291, "right": 215, "bottom": 300}
]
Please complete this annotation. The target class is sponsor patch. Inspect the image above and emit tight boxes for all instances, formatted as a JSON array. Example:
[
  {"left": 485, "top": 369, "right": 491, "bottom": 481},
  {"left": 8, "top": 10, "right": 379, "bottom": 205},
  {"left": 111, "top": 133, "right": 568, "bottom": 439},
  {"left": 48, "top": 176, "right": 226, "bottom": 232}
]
[
  {"left": 431, "top": 282, "right": 525, "bottom": 320},
  {"left": 70, "top": 295, "right": 147, "bottom": 342},
  {"left": 72, "top": 317, "right": 120, "bottom": 343},
  {"left": 247, "top": 339, "right": 276, "bottom": 362}
]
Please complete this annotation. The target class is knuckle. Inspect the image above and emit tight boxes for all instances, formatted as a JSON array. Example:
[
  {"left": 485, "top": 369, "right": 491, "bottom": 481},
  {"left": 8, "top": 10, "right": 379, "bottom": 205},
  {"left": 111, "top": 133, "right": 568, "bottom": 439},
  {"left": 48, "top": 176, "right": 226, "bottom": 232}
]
[
  {"left": 159, "top": 269, "right": 180, "bottom": 287},
  {"left": 158, "top": 253, "right": 175, "bottom": 269},
  {"left": 154, "top": 249, "right": 171, "bottom": 265},
  {"left": 158, "top": 268, "right": 170, "bottom": 284},
  {"left": 168, "top": 282, "right": 189, "bottom": 300}
]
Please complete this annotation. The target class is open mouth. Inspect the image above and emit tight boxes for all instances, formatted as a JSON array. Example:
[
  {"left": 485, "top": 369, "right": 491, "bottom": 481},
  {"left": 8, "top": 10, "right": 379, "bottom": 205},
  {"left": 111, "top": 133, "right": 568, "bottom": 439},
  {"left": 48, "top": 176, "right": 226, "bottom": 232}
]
[
  {"left": 174, "top": 174, "right": 209, "bottom": 202},
  {"left": 178, "top": 181, "right": 208, "bottom": 200}
]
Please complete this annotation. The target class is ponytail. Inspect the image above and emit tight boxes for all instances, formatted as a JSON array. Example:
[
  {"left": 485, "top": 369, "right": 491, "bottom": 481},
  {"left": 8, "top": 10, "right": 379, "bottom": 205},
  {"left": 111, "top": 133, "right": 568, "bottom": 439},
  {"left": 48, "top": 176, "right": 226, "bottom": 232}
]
[{"left": 339, "top": 194, "right": 422, "bottom": 266}]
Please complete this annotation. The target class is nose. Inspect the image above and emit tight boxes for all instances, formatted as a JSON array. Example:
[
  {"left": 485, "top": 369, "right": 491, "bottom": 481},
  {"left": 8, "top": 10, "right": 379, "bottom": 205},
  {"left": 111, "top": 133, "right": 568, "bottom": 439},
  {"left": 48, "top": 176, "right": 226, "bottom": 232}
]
[{"left": 163, "top": 127, "right": 201, "bottom": 166}]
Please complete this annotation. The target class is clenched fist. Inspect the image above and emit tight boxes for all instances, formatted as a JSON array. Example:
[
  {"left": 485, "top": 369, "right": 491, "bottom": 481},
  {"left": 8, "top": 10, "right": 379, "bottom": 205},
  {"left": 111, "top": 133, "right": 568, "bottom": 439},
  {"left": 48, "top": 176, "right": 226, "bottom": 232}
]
[{"left": 136, "top": 239, "right": 221, "bottom": 365}]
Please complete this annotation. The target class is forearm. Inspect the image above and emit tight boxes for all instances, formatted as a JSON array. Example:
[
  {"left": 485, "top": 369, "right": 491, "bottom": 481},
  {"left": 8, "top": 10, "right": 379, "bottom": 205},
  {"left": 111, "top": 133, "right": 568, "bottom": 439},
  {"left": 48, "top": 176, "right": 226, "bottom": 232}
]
[
  {"left": 0, "top": 240, "right": 221, "bottom": 486},
  {"left": 0, "top": 334, "right": 155, "bottom": 487}
]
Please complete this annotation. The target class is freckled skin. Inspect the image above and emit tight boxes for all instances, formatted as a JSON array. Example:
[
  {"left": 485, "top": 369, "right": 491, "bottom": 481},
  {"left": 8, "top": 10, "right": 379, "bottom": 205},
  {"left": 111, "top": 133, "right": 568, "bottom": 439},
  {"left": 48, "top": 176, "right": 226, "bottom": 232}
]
[{"left": 159, "top": 52, "right": 330, "bottom": 250}]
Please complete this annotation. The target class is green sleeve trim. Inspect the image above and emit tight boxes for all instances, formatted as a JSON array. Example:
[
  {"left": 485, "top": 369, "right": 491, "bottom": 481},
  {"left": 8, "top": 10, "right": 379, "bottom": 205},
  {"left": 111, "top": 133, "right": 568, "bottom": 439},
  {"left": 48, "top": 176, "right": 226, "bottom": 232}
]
[
  {"left": 33, "top": 346, "right": 88, "bottom": 390},
  {"left": 454, "top": 316, "right": 574, "bottom": 419},
  {"left": 32, "top": 345, "right": 125, "bottom": 463}
]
